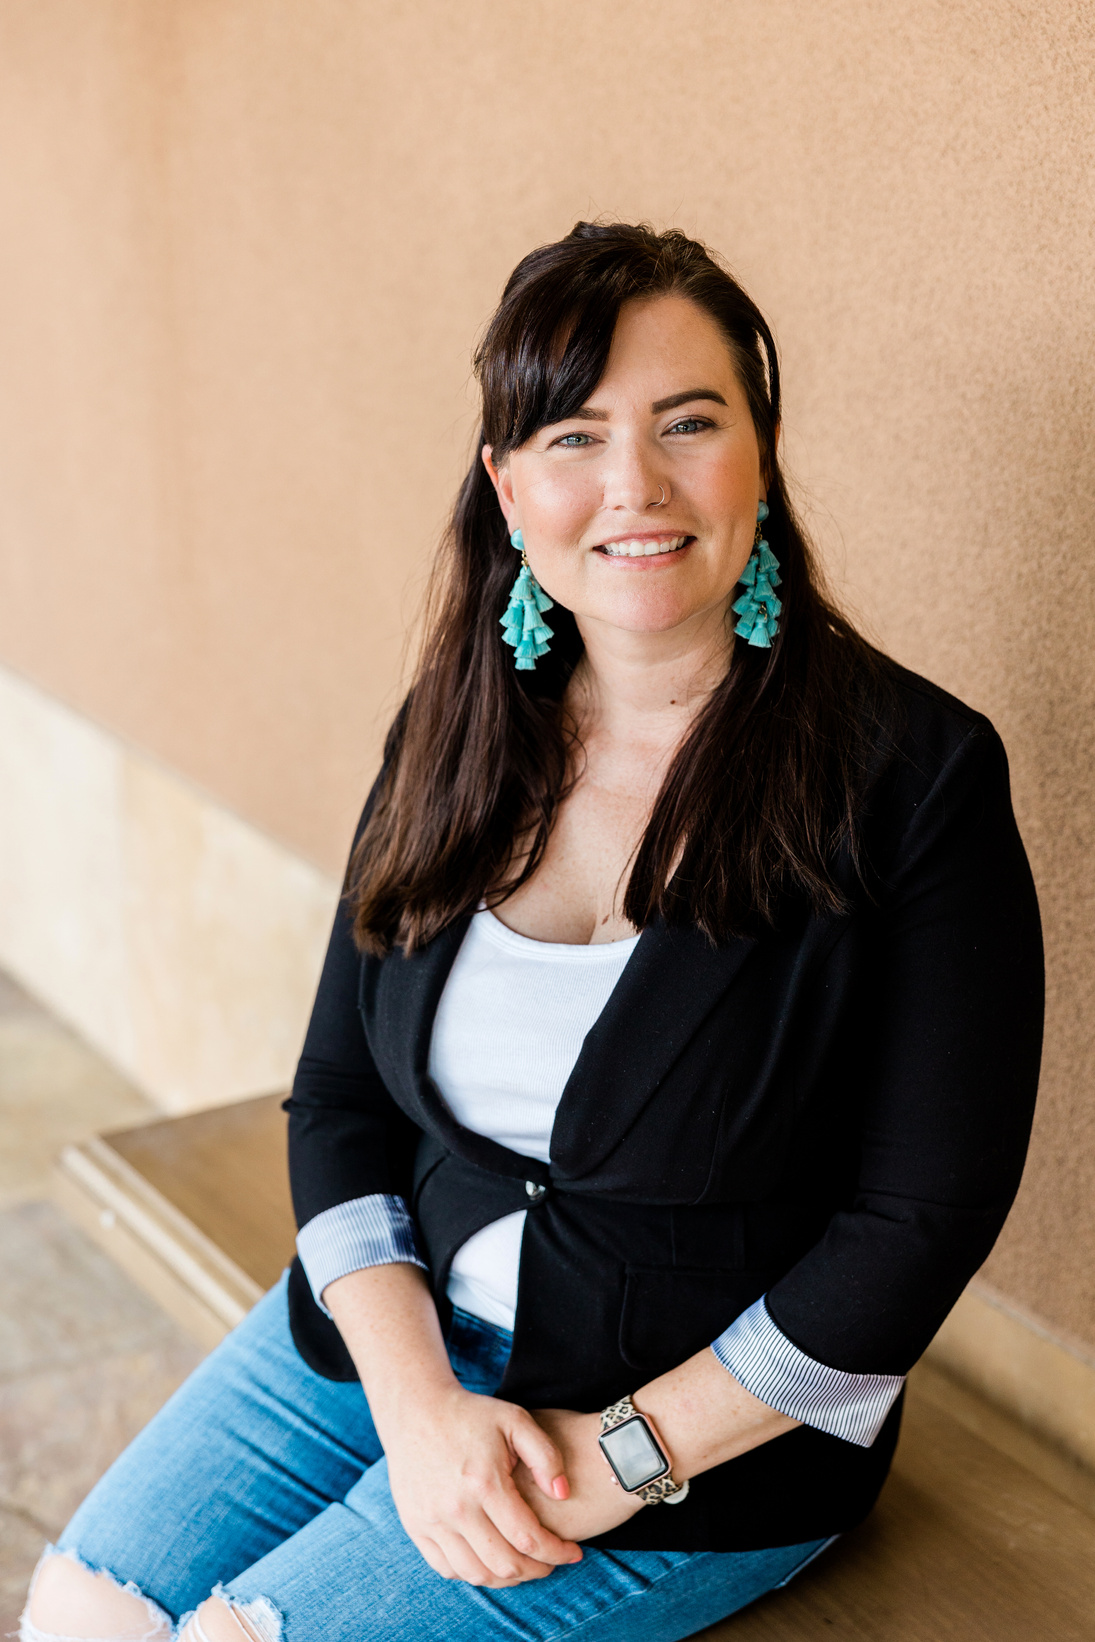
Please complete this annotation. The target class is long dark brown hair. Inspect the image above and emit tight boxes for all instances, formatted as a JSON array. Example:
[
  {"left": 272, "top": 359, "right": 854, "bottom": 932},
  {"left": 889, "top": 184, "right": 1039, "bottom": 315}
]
[{"left": 350, "top": 221, "right": 892, "bottom": 954}]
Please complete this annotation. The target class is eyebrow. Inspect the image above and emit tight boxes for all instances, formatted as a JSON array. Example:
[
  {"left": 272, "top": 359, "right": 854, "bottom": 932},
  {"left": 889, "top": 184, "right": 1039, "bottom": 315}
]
[
  {"left": 563, "top": 387, "right": 728, "bottom": 422},
  {"left": 652, "top": 388, "right": 728, "bottom": 413}
]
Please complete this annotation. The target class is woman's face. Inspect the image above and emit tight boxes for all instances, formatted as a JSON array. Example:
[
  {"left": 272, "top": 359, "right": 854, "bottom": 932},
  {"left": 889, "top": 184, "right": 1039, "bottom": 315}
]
[{"left": 484, "top": 293, "right": 767, "bottom": 646}]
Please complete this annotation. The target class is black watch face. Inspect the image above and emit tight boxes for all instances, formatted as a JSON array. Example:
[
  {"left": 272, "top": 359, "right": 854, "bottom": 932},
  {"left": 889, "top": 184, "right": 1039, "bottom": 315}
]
[{"left": 599, "top": 1415, "right": 669, "bottom": 1492}]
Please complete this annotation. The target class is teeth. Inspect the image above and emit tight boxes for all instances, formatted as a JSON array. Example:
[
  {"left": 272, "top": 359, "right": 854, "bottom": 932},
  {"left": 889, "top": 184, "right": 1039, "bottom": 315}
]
[{"left": 602, "top": 536, "right": 687, "bottom": 558}]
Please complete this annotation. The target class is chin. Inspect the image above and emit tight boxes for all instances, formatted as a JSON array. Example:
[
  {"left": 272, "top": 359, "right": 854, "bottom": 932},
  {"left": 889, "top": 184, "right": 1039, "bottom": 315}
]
[{"left": 593, "top": 593, "right": 713, "bottom": 635}]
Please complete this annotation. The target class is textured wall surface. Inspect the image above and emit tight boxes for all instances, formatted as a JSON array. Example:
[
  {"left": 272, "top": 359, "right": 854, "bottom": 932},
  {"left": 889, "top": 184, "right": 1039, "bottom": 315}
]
[{"left": 0, "top": 2, "right": 1092, "bottom": 1343}]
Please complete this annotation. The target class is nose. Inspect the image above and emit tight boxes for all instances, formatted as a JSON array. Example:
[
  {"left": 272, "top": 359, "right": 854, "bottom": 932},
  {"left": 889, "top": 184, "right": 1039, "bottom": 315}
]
[{"left": 600, "top": 438, "right": 669, "bottom": 513}]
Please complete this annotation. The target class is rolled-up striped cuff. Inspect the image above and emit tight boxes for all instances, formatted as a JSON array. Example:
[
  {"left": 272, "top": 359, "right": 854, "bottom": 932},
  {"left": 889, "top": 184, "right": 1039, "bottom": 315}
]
[
  {"left": 711, "top": 1296, "right": 905, "bottom": 1447},
  {"left": 296, "top": 1194, "right": 427, "bottom": 1316}
]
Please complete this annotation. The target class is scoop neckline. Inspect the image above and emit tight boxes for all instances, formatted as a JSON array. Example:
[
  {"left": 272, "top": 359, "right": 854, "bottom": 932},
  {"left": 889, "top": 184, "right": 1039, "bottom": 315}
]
[{"left": 476, "top": 905, "right": 641, "bottom": 958}]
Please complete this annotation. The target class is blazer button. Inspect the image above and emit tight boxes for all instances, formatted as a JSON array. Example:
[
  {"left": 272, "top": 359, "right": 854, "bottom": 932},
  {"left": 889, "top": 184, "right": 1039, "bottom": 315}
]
[{"left": 525, "top": 1180, "right": 547, "bottom": 1203}]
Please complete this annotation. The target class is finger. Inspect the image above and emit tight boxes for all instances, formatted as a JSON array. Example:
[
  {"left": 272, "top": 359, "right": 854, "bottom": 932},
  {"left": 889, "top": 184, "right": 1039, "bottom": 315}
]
[
  {"left": 486, "top": 1482, "right": 582, "bottom": 1567},
  {"left": 508, "top": 1412, "right": 569, "bottom": 1501},
  {"left": 433, "top": 1527, "right": 518, "bottom": 1589},
  {"left": 462, "top": 1506, "right": 556, "bottom": 1584},
  {"left": 415, "top": 1536, "right": 460, "bottom": 1581}
]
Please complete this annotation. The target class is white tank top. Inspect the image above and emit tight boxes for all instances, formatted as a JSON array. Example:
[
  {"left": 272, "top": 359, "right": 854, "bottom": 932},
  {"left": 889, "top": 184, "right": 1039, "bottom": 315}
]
[{"left": 427, "top": 906, "right": 639, "bottom": 1329}]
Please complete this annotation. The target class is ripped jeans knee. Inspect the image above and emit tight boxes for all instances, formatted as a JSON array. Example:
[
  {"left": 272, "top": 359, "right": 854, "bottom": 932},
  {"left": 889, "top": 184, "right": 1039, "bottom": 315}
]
[
  {"left": 182, "top": 1592, "right": 282, "bottom": 1642},
  {"left": 20, "top": 1549, "right": 281, "bottom": 1642},
  {"left": 21, "top": 1548, "right": 173, "bottom": 1642}
]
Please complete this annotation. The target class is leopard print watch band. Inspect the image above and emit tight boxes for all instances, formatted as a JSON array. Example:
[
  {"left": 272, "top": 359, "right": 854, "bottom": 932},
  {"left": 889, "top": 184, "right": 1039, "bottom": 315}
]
[{"left": 599, "top": 1396, "right": 690, "bottom": 1505}]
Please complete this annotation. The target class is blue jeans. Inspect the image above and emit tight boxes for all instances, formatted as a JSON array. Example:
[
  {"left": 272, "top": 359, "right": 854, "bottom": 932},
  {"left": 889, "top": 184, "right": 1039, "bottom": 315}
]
[{"left": 56, "top": 1275, "right": 832, "bottom": 1642}]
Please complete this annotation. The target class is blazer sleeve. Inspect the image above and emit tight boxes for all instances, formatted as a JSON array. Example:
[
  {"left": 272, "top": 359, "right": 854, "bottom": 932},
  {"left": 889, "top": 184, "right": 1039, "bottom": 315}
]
[
  {"left": 761, "top": 720, "right": 1044, "bottom": 1378},
  {"left": 284, "top": 784, "right": 424, "bottom": 1233},
  {"left": 296, "top": 1195, "right": 428, "bottom": 1314},
  {"left": 711, "top": 1296, "right": 903, "bottom": 1445}
]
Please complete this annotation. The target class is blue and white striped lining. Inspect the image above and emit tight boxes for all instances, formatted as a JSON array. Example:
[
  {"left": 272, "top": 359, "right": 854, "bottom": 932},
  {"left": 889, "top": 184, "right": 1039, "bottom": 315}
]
[
  {"left": 296, "top": 1194, "right": 427, "bottom": 1316},
  {"left": 711, "top": 1296, "right": 904, "bottom": 1447}
]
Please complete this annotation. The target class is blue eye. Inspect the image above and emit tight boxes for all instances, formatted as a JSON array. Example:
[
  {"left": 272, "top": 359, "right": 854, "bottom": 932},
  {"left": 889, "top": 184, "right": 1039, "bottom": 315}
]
[
  {"left": 667, "top": 418, "right": 707, "bottom": 435},
  {"left": 556, "top": 432, "right": 593, "bottom": 447}
]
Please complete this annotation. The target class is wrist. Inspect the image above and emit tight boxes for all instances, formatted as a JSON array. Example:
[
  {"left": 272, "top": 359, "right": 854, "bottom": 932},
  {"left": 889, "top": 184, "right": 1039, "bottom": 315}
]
[
  {"left": 597, "top": 1395, "right": 690, "bottom": 1506},
  {"left": 633, "top": 1347, "right": 800, "bottom": 1478},
  {"left": 368, "top": 1363, "right": 465, "bottom": 1432}
]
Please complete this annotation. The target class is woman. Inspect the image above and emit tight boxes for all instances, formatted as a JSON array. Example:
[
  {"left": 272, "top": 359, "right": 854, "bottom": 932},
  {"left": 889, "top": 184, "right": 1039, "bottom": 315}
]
[{"left": 24, "top": 222, "right": 1043, "bottom": 1642}]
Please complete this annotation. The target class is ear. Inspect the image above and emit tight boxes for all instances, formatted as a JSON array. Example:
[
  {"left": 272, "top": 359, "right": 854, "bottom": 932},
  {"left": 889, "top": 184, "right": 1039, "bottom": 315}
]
[{"left": 481, "top": 444, "right": 517, "bottom": 531}]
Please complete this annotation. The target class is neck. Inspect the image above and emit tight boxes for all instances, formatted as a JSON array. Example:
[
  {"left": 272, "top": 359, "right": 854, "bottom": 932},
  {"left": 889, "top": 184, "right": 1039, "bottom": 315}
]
[{"left": 569, "top": 605, "right": 732, "bottom": 749}]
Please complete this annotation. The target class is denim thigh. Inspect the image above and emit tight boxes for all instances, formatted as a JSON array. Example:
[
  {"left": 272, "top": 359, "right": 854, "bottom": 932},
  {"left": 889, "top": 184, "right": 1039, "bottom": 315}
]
[
  {"left": 58, "top": 1275, "right": 380, "bottom": 1619},
  {"left": 225, "top": 1466, "right": 831, "bottom": 1642},
  {"left": 58, "top": 1276, "right": 833, "bottom": 1640}
]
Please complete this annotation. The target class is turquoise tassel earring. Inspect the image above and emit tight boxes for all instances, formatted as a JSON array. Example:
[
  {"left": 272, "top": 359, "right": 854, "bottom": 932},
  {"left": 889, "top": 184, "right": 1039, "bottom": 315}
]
[
  {"left": 500, "top": 529, "right": 554, "bottom": 670},
  {"left": 732, "top": 501, "right": 782, "bottom": 648}
]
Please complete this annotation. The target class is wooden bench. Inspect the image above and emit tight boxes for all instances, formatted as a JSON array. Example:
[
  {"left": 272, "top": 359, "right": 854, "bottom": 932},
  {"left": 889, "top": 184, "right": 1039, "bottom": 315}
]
[{"left": 54, "top": 1097, "right": 1095, "bottom": 1640}]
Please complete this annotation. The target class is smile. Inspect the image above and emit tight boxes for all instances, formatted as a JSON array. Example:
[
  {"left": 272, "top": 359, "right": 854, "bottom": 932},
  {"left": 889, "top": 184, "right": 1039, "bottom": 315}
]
[{"left": 598, "top": 535, "right": 690, "bottom": 558}]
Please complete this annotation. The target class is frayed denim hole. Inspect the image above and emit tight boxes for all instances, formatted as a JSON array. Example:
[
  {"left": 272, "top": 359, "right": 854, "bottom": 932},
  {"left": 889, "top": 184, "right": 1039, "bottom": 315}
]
[
  {"left": 20, "top": 1547, "right": 174, "bottom": 1642},
  {"left": 208, "top": 1590, "right": 283, "bottom": 1642}
]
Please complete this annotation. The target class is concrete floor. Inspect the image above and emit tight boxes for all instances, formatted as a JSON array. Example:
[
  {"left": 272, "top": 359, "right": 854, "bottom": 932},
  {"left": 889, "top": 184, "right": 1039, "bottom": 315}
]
[{"left": 0, "top": 973, "right": 203, "bottom": 1634}]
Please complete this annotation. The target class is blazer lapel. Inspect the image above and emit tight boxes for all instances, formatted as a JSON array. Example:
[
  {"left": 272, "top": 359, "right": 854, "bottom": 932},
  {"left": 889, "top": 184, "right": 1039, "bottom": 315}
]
[
  {"left": 548, "top": 920, "right": 758, "bottom": 1179},
  {"left": 363, "top": 913, "right": 757, "bottom": 1183},
  {"left": 360, "top": 915, "right": 468, "bottom": 1131},
  {"left": 361, "top": 914, "right": 550, "bottom": 1182}
]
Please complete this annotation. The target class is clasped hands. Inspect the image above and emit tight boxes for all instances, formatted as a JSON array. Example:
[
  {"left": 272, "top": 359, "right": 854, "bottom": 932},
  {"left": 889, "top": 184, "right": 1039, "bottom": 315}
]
[
  {"left": 325, "top": 1263, "right": 795, "bottom": 1591},
  {"left": 382, "top": 1386, "right": 642, "bottom": 1588}
]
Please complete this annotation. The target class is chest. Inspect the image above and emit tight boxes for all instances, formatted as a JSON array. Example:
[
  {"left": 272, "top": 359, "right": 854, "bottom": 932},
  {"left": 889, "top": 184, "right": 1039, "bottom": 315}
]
[
  {"left": 500, "top": 746, "right": 667, "bottom": 944},
  {"left": 426, "top": 909, "right": 638, "bottom": 1161},
  {"left": 362, "top": 897, "right": 863, "bottom": 1206}
]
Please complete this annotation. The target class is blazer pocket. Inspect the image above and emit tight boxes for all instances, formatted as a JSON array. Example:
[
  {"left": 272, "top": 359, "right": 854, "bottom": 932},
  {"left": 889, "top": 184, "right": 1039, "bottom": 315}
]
[{"left": 619, "top": 1265, "right": 768, "bottom": 1377}]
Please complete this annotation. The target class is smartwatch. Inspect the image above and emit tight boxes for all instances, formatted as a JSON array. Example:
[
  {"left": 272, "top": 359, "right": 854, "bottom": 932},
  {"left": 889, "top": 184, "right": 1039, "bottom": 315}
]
[{"left": 598, "top": 1396, "right": 690, "bottom": 1505}]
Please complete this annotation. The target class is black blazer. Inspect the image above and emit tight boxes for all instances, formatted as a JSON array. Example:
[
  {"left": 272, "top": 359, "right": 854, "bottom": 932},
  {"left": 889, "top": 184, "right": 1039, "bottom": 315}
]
[{"left": 285, "top": 666, "right": 1043, "bottom": 1552}]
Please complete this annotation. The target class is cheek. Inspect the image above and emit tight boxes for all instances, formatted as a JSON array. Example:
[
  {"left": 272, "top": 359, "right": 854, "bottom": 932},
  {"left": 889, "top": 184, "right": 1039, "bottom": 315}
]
[
  {"left": 692, "top": 454, "right": 755, "bottom": 521},
  {"left": 522, "top": 468, "right": 598, "bottom": 534},
  {"left": 531, "top": 546, "right": 594, "bottom": 612},
  {"left": 516, "top": 473, "right": 600, "bottom": 597},
  {"left": 722, "top": 523, "right": 759, "bottom": 589}
]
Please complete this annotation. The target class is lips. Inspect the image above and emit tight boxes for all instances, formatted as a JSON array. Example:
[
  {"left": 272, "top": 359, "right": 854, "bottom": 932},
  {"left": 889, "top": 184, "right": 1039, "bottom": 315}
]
[{"left": 598, "top": 535, "right": 689, "bottom": 558}]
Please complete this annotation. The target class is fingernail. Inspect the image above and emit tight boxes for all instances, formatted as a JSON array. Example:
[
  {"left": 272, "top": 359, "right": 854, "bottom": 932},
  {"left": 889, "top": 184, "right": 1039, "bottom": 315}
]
[{"left": 552, "top": 1476, "right": 569, "bottom": 1499}]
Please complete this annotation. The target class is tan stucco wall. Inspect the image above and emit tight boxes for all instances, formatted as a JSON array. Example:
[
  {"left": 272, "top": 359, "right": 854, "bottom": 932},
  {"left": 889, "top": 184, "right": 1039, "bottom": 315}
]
[{"left": 0, "top": 2, "right": 1092, "bottom": 1348}]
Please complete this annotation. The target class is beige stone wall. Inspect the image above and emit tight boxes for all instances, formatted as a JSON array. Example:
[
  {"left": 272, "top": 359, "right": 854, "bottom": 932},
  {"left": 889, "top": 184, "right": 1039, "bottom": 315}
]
[
  {"left": 0, "top": 664, "right": 338, "bottom": 1111},
  {"left": 0, "top": 3, "right": 1092, "bottom": 1347}
]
